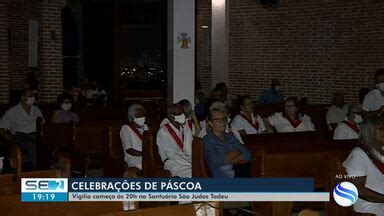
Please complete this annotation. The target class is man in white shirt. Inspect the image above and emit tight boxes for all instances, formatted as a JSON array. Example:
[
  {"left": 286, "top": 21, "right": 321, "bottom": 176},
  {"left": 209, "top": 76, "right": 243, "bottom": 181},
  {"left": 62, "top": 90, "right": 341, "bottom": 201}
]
[
  {"left": 333, "top": 104, "right": 362, "bottom": 140},
  {"left": 160, "top": 99, "right": 201, "bottom": 137},
  {"left": 120, "top": 104, "right": 149, "bottom": 171},
  {"left": 0, "top": 89, "right": 43, "bottom": 170},
  {"left": 326, "top": 93, "right": 349, "bottom": 130},
  {"left": 362, "top": 69, "right": 384, "bottom": 117},
  {"left": 156, "top": 104, "right": 193, "bottom": 178}
]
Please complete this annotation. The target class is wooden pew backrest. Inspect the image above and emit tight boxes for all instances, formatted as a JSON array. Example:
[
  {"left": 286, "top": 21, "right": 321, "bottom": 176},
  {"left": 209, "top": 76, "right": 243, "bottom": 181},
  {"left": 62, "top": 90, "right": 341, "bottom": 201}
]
[
  {"left": 104, "top": 125, "right": 125, "bottom": 177},
  {"left": 0, "top": 169, "right": 62, "bottom": 195},
  {"left": 192, "top": 137, "right": 211, "bottom": 178},
  {"left": 142, "top": 130, "right": 171, "bottom": 178},
  {"left": 101, "top": 202, "right": 221, "bottom": 216},
  {"left": 9, "top": 143, "right": 22, "bottom": 174}
]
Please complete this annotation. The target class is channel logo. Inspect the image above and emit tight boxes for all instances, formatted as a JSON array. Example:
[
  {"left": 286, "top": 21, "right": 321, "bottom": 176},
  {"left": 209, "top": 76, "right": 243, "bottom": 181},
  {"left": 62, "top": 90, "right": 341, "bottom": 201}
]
[
  {"left": 333, "top": 181, "right": 358, "bottom": 207},
  {"left": 22, "top": 178, "right": 68, "bottom": 193}
]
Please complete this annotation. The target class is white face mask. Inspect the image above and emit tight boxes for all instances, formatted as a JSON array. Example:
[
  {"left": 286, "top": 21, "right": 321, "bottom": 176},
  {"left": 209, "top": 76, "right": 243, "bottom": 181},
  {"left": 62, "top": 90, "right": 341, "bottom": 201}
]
[
  {"left": 26, "top": 96, "right": 35, "bottom": 105},
  {"left": 377, "top": 83, "right": 384, "bottom": 92},
  {"left": 353, "top": 114, "right": 363, "bottom": 124},
  {"left": 61, "top": 103, "right": 72, "bottom": 111},
  {"left": 174, "top": 113, "right": 186, "bottom": 124},
  {"left": 133, "top": 117, "right": 146, "bottom": 127},
  {"left": 274, "top": 86, "right": 281, "bottom": 91}
]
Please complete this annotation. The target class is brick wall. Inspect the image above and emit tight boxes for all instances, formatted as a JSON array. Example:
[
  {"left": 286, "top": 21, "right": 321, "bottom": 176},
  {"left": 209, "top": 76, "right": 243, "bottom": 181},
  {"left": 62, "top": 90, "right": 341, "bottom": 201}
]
[
  {"left": 0, "top": 1, "right": 9, "bottom": 104},
  {"left": 38, "top": 0, "right": 63, "bottom": 103},
  {"left": 196, "top": 0, "right": 212, "bottom": 95},
  {"left": 1, "top": 0, "right": 63, "bottom": 103},
  {"left": 197, "top": 0, "right": 384, "bottom": 104},
  {"left": 7, "top": 0, "right": 40, "bottom": 91}
]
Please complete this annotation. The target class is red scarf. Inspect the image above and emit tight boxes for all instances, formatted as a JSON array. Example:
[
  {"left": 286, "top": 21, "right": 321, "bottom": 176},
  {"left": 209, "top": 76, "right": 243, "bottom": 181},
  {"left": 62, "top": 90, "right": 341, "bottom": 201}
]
[
  {"left": 360, "top": 145, "right": 384, "bottom": 174},
  {"left": 239, "top": 112, "right": 259, "bottom": 131},
  {"left": 164, "top": 123, "right": 184, "bottom": 150},
  {"left": 286, "top": 117, "right": 302, "bottom": 128},
  {"left": 187, "top": 118, "right": 193, "bottom": 130},
  {"left": 342, "top": 120, "right": 360, "bottom": 134},
  {"left": 127, "top": 123, "right": 143, "bottom": 141}
]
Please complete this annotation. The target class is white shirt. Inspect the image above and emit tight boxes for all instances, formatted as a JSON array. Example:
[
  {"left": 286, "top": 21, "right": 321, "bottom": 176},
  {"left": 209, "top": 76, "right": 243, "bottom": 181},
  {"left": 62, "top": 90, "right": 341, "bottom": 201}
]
[
  {"left": 199, "top": 120, "right": 244, "bottom": 144},
  {"left": 0, "top": 103, "right": 43, "bottom": 134},
  {"left": 156, "top": 123, "right": 193, "bottom": 178},
  {"left": 160, "top": 117, "right": 195, "bottom": 135},
  {"left": 333, "top": 120, "right": 359, "bottom": 140},
  {"left": 268, "top": 112, "right": 315, "bottom": 133},
  {"left": 326, "top": 105, "right": 349, "bottom": 126},
  {"left": 120, "top": 124, "right": 149, "bottom": 170},
  {"left": 343, "top": 147, "right": 384, "bottom": 215},
  {"left": 362, "top": 89, "right": 384, "bottom": 112},
  {"left": 231, "top": 112, "right": 267, "bottom": 134}
]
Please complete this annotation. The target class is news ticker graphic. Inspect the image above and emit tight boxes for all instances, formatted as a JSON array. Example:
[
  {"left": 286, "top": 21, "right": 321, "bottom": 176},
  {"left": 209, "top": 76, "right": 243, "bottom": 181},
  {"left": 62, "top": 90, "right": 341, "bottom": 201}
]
[{"left": 21, "top": 178, "right": 329, "bottom": 202}]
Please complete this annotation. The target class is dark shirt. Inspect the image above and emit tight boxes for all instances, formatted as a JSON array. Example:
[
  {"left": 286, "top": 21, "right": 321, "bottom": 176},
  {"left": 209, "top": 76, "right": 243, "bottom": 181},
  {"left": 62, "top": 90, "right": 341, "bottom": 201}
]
[{"left": 259, "top": 88, "right": 284, "bottom": 104}]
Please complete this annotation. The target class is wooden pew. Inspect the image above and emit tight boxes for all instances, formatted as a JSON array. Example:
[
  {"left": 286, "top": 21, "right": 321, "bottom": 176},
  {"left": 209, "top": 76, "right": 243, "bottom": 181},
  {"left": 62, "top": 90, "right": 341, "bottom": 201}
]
[
  {"left": 0, "top": 194, "right": 124, "bottom": 216},
  {"left": 101, "top": 202, "right": 221, "bottom": 216},
  {"left": 142, "top": 130, "right": 171, "bottom": 178},
  {"left": 245, "top": 133, "right": 357, "bottom": 215},
  {"left": 72, "top": 122, "right": 109, "bottom": 177},
  {"left": 192, "top": 137, "right": 210, "bottom": 178},
  {"left": 9, "top": 142, "right": 22, "bottom": 174},
  {"left": 104, "top": 124, "right": 126, "bottom": 177},
  {"left": 36, "top": 117, "right": 74, "bottom": 170},
  {"left": 0, "top": 169, "right": 63, "bottom": 195},
  {"left": 0, "top": 154, "right": 70, "bottom": 196},
  {"left": 245, "top": 135, "right": 357, "bottom": 188}
]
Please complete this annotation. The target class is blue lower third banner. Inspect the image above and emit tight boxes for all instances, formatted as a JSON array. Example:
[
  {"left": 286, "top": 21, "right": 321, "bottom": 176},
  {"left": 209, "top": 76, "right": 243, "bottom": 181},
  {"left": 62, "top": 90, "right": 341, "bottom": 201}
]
[{"left": 21, "top": 178, "right": 329, "bottom": 202}]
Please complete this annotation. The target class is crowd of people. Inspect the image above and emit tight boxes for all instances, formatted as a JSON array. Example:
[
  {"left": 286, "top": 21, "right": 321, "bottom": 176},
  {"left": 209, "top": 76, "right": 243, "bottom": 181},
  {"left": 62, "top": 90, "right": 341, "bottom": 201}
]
[{"left": 1, "top": 69, "right": 384, "bottom": 214}]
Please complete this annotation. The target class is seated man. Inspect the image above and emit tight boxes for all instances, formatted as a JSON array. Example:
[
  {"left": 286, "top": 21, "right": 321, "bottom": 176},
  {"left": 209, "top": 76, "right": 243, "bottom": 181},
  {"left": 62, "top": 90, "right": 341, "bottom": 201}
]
[
  {"left": 156, "top": 103, "right": 193, "bottom": 178},
  {"left": 333, "top": 104, "right": 362, "bottom": 140},
  {"left": 160, "top": 99, "right": 201, "bottom": 137},
  {"left": 259, "top": 79, "right": 284, "bottom": 104},
  {"left": 0, "top": 89, "right": 43, "bottom": 170},
  {"left": 120, "top": 104, "right": 149, "bottom": 171},
  {"left": 203, "top": 109, "right": 251, "bottom": 178},
  {"left": 326, "top": 93, "right": 349, "bottom": 130}
]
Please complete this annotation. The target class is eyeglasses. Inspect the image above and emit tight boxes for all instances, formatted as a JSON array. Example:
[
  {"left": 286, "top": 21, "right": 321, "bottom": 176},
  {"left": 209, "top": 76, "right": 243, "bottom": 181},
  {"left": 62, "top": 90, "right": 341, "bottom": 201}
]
[{"left": 211, "top": 117, "right": 227, "bottom": 123}]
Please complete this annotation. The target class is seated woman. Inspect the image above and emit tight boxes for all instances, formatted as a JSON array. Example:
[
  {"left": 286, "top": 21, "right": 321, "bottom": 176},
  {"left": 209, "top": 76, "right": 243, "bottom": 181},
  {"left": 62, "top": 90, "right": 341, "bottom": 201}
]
[
  {"left": 203, "top": 109, "right": 251, "bottom": 178},
  {"left": 267, "top": 97, "right": 315, "bottom": 133},
  {"left": 333, "top": 104, "right": 362, "bottom": 140},
  {"left": 231, "top": 95, "right": 267, "bottom": 135},
  {"left": 120, "top": 104, "right": 149, "bottom": 171},
  {"left": 199, "top": 101, "right": 244, "bottom": 144},
  {"left": 51, "top": 93, "right": 79, "bottom": 123},
  {"left": 343, "top": 116, "right": 384, "bottom": 215}
]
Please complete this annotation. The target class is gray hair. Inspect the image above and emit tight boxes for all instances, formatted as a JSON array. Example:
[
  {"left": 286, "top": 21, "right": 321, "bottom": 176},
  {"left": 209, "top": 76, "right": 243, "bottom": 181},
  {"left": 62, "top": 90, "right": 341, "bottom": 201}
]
[
  {"left": 360, "top": 116, "right": 384, "bottom": 157},
  {"left": 209, "top": 101, "right": 227, "bottom": 113},
  {"left": 128, "top": 104, "right": 145, "bottom": 122}
]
